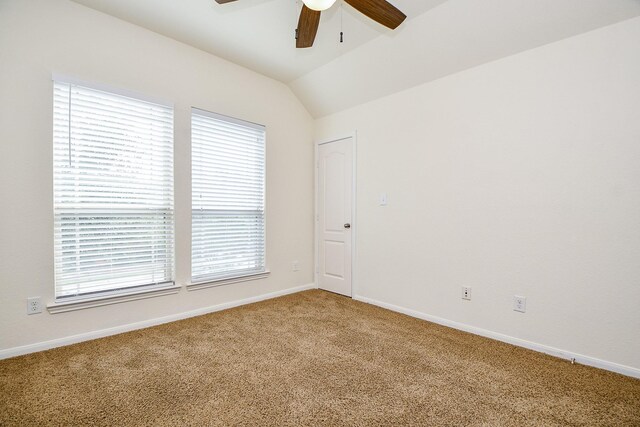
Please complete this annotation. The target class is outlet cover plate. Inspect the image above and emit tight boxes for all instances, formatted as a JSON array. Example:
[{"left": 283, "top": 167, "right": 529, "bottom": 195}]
[
  {"left": 462, "top": 286, "right": 471, "bottom": 300},
  {"left": 514, "top": 295, "right": 526, "bottom": 313},
  {"left": 27, "top": 297, "right": 42, "bottom": 315}
]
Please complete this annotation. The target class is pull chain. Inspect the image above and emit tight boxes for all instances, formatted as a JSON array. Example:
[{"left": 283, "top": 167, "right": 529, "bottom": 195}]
[{"left": 68, "top": 84, "right": 72, "bottom": 166}]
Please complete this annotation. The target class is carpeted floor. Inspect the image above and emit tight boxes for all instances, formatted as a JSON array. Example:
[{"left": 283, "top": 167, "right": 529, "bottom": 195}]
[{"left": 1, "top": 290, "right": 639, "bottom": 426}]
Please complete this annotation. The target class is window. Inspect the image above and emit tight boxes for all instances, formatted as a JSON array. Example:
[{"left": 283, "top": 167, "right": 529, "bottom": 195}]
[
  {"left": 53, "top": 80, "right": 174, "bottom": 299},
  {"left": 191, "top": 108, "right": 266, "bottom": 284}
]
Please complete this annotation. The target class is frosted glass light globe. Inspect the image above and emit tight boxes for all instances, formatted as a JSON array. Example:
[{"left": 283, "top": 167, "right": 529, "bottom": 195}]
[{"left": 302, "top": 0, "right": 337, "bottom": 11}]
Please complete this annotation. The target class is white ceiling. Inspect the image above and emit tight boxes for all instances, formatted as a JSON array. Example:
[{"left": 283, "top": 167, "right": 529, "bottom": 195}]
[
  {"left": 71, "top": 0, "right": 640, "bottom": 117},
  {"left": 291, "top": 0, "right": 640, "bottom": 116},
  {"left": 71, "top": 0, "right": 446, "bottom": 82}
]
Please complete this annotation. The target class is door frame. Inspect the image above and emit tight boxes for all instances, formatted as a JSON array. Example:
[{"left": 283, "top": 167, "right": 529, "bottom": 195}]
[{"left": 314, "top": 131, "right": 357, "bottom": 297}]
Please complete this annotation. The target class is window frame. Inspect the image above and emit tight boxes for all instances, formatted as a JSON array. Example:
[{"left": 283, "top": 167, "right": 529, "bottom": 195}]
[
  {"left": 189, "top": 107, "right": 268, "bottom": 289},
  {"left": 50, "top": 75, "right": 176, "bottom": 306}
]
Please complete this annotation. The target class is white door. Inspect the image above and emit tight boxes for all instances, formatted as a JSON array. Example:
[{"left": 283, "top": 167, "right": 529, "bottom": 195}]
[{"left": 317, "top": 137, "right": 353, "bottom": 297}]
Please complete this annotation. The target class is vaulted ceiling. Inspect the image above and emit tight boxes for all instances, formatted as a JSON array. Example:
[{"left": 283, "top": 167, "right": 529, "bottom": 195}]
[
  {"left": 72, "top": 0, "right": 640, "bottom": 117},
  {"left": 71, "top": 0, "right": 444, "bottom": 82}
]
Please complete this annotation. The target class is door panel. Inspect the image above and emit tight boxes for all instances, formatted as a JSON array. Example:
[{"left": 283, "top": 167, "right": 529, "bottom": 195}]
[
  {"left": 318, "top": 137, "right": 353, "bottom": 297},
  {"left": 323, "top": 240, "right": 345, "bottom": 278}
]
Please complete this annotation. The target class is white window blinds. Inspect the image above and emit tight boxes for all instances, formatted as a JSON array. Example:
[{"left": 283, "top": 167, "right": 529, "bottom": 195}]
[
  {"left": 53, "top": 80, "right": 174, "bottom": 299},
  {"left": 191, "top": 108, "right": 266, "bottom": 283}
]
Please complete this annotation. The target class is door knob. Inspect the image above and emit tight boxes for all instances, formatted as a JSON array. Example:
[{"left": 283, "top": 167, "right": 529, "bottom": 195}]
[{"left": 344, "top": 223, "right": 351, "bottom": 229}]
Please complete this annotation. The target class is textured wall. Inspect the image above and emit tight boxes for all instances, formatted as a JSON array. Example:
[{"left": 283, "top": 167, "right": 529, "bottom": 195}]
[
  {"left": 0, "top": 0, "right": 314, "bottom": 351},
  {"left": 316, "top": 17, "right": 640, "bottom": 371}
]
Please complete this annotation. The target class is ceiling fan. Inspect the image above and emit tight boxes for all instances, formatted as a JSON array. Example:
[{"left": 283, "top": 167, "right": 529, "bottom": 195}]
[{"left": 214, "top": 0, "right": 406, "bottom": 48}]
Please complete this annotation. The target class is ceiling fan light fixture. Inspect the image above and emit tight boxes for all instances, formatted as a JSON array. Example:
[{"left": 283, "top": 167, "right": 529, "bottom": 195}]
[{"left": 302, "top": 0, "right": 337, "bottom": 11}]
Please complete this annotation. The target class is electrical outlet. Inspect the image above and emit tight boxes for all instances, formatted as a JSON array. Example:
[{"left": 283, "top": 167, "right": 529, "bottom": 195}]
[
  {"left": 27, "top": 297, "right": 42, "bottom": 315},
  {"left": 461, "top": 286, "right": 471, "bottom": 300},
  {"left": 292, "top": 261, "right": 300, "bottom": 272},
  {"left": 514, "top": 295, "right": 526, "bottom": 313}
]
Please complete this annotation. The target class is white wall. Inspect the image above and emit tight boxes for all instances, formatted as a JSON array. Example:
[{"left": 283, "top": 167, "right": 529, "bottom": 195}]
[
  {"left": 316, "top": 17, "right": 640, "bottom": 371},
  {"left": 0, "top": 0, "right": 314, "bottom": 352}
]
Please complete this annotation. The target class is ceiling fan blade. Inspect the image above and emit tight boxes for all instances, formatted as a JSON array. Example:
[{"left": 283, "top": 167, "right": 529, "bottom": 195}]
[
  {"left": 344, "top": 0, "right": 406, "bottom": 29},
  {"left": 214, "top": 0, "right": 239, "bottom": 3},
  {"left": 296, "top": 5, "right": 321, "bottom": 48}
]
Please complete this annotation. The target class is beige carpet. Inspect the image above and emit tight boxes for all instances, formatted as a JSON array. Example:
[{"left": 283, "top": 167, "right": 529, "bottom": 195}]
[{"left": 1, "top": 290, "right": 639, "bottom": 426}]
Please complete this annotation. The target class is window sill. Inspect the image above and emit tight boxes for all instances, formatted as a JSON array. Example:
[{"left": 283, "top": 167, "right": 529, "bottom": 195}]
[
  {"left": 187, "top": 271, "right": 270, "bottom": 292},
  {"left": 47, "top": 283, "right": 181, "bottom": 314}
]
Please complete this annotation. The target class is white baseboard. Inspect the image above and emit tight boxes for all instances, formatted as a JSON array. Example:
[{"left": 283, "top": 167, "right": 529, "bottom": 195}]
[
  {"left": 0, "top": 283, "right": 315, "bottom": 360},
  {"left": 354, "top": 294, "right": 640, "bottom": 379}
]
